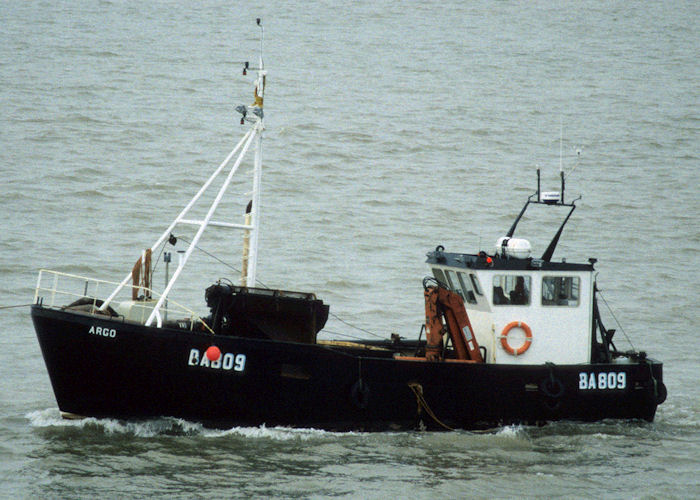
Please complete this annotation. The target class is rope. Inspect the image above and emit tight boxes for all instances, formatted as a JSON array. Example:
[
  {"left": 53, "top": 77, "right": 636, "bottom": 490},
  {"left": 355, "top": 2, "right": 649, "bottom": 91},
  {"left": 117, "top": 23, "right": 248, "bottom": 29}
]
[
  {"left": 0, "top": 303, "right": 33, "bottom": 310},
  {"left": 408, "top": 382, "right": 454, "bottom": 431},
  {"left": 597, "top": 290, "right": 637, "bottom": 351}
]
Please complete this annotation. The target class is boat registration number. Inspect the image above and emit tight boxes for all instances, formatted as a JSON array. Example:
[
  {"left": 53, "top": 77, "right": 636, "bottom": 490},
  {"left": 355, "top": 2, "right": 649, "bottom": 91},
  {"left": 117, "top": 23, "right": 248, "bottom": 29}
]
[
  {"left": 187, "top": 348, "right": 246, "bottom": 373},
  {"left": 579, "top": 371, "right": 626, "bottom": 390}
]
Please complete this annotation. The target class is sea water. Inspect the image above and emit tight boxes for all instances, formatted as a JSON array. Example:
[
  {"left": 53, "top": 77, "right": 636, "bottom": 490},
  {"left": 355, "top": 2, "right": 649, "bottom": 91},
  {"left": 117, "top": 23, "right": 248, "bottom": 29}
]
[{"left": 1, "top": 1, "right": 698, "bottom": 497}]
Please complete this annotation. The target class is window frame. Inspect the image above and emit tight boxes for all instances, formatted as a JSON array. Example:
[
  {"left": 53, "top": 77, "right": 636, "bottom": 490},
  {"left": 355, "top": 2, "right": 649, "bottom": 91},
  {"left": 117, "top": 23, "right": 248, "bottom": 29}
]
[
  {"left": 541, "top": 275, "right": 581, "bottom": 307},
  {"left": 469, "top": 273, "right": 483, "bottom": 296},
  {"left": 456, "top": 271, "right": 478, "bottom": 304},
  {"left": 492, "top": 274, "right": 532, "bottom": 306}
]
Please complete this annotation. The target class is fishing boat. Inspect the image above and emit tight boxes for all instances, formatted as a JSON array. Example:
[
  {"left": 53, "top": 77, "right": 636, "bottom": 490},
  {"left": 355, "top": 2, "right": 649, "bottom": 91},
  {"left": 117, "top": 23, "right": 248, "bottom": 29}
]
[{"left": 31, "top": 23, "right": 666, "bottom": 431}]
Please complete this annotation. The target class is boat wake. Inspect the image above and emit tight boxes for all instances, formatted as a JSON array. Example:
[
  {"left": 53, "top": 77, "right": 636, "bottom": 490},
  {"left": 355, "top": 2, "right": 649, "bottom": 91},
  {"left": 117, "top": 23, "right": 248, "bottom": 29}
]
[
  {"left": 25, "top": 408, "right": 351, "bottom": 440},
  {"left": 26, "top": 408, "right": 530, "bottom": 442}
]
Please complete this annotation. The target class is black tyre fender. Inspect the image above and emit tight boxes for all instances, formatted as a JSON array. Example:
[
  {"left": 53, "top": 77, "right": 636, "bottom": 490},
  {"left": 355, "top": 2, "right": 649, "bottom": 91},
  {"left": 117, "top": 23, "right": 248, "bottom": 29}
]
[
  {"left": 351, "top": 379, "right": 370, "bottom": 409},
  {"left": 655, "top": 382, "right": 667, "bottom": 405},
  {"left": 540, "top": 376, "right": 565, "bottom": 399}
]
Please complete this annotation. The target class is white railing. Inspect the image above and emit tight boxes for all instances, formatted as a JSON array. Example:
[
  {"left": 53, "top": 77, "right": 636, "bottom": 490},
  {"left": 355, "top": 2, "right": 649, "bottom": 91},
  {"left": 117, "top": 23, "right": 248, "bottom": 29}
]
[{"left": 33, "top": 269, "right": 212, "bottom": 332}]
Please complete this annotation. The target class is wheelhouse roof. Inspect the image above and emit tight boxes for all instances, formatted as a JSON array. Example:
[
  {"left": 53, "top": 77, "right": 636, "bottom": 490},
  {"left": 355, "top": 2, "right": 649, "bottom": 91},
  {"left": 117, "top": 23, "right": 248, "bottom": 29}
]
[{"left": 426, "top": 250, "right": 594, "bottom": 272}]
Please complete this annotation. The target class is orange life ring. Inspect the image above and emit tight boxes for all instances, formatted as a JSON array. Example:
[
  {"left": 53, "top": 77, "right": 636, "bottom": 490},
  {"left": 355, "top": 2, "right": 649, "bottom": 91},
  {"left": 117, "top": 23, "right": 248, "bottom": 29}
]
[{"left": 500, "top": 321, "right": 533, "bottom": 356}]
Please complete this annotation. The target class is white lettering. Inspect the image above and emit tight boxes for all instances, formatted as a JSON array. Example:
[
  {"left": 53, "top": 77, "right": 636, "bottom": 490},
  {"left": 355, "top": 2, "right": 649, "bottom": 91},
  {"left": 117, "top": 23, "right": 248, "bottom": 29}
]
[
  {"left": 188, "top": 349, "right": 199, "bottom": 366},
  {"left": 598, "top": 372, "right": 607, "bottom": 390},
  {"left": 234, "top": 354, "right": 246, "bottom": 372},
  {"left": 578, "top": 372, "right": 627, "bottom": 391},
  {"left": 222, "top": 353, "right": 234, "bottom": 370},
  {"left": 186, "top": 349, "right": 246, "bottom": 373},
  {"left": 89, "top": 325, "right": 116, "bottom": 338}
]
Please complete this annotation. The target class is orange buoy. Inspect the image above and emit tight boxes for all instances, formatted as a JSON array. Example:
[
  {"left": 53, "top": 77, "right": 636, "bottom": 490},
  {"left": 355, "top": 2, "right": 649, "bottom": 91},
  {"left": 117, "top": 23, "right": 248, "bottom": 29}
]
[
  {"left": 206, "top": 345, "right": 221, "bottom": 361},
  {"left": 499, "top": 321, "right": 533, "bottom": 356}
]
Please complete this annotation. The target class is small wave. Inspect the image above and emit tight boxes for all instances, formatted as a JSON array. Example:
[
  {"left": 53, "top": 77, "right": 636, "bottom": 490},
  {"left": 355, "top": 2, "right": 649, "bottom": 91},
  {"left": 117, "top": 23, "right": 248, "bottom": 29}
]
[
  {"left": 88, "top": 50, "right": 120, "bottom": 58},
  {"left": 494, "top": 424, "right": 527, "bottom": 438},
  {"left": 26, "top": 408, "right": 350, "bottom": 441},
  {"left": 63, "top": 113, "right": 107, "bottom": 125},
  {"left": 26, "top": 408, "right": 204, "bottom": 437},
  {"left": 67, "top": 188, "right": 114, "bottom": 199},
  {"left": 203, "top": 424, "right": 351, "bottom": 441},
  {"left": 412, "top": 425, "right": 536, "bottom": 452},
  {"left": 475, "top": 424, "right": 534, "bottom": 449}
]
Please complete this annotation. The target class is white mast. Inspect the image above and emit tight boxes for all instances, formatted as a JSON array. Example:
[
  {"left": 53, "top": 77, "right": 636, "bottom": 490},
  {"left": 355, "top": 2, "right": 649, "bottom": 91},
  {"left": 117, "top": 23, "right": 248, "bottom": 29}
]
[
  {"left": 246, "top": 18, "right": 266, "bottom": 288},
  {"left": 99, "top": 20, "right": 267, "bottom": 327}
]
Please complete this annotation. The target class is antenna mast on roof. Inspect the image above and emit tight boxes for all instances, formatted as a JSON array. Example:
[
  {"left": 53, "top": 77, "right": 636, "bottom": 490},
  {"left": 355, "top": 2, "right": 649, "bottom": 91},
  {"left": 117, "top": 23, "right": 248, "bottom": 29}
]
[{"left": 560, "top": 118, "right": 565, "bottom": 203}]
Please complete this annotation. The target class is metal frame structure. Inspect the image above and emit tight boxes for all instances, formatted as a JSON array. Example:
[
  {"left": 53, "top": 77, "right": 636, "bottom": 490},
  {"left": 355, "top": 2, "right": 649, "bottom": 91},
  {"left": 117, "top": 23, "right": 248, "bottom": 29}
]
[{"left": 97, "top": 25, "right": 267, "bottom": 327}]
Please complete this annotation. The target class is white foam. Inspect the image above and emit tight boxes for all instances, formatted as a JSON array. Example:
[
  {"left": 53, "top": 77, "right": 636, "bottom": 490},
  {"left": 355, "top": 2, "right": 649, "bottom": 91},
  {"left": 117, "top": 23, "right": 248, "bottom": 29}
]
[
  {"left": 201, "top": 424, "right": 346, "bottom": 440},
  {"left": 26, "top": 408, "right": 354, "bottom": 440},
  {"left": 494, "top": 424, "right": 526, "bottom": 438},
  {"left": 26, "top": 408, "right": 65, "bottom": 427},
  {"left": 25, "top": 408, "right": 202, "bottom": 436}
]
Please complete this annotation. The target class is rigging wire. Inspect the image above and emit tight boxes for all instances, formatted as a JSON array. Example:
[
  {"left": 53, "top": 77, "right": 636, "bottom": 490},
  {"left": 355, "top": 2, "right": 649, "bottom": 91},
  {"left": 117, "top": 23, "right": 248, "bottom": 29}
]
[
  {"left": 171, "top": 234, "right": 385, "bottom": 340},
  {"left": 150, "top": 238, "right": 168, "bottom": 277},
  {"left": 328, "top": 311, "right": 384, "bottom": 339},
  {"left": 173, "top": 234, "right": 271, "bottom": 289},
  {"left": 564, "top": 151, "right": 582, "bottom": 179},
  {"left": 597, "top": 290, "right": 637, "bottom": 351},
  {"left": 317, "top": 329, "right": 375, "bottom": 341},
  {"left": 0, "top": 303, "right": 33, "bottom": 310}
]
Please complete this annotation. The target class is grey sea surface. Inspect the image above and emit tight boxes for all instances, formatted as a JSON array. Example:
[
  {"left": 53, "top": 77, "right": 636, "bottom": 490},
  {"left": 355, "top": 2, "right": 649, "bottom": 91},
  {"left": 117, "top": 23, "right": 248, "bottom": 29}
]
[{"left": 1, "top": 1, "right": 698, "bottom": 498}]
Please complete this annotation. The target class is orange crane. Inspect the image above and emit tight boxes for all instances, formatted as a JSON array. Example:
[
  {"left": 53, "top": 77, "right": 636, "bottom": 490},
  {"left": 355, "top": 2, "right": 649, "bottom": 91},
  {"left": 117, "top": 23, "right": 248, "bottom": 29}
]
[{"left": 424, "top": 281, "right": 484, "bottom": 363}]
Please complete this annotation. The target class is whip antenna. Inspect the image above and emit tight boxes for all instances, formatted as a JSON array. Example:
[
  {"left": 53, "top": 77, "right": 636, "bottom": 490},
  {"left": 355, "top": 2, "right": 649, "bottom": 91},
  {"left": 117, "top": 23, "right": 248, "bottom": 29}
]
[
  {"left": 257, "top": 18, "right": 264, "bottom": 70},
  {"left": 560, "top": 118, "right": 565, "bottom": 202},
  {"left": 559, "top": 117, "right": 563, "bottom": 175}
]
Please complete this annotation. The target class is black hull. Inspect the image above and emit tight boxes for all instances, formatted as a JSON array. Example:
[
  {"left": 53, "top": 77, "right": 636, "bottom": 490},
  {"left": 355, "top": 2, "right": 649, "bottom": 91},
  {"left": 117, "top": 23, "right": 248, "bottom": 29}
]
[{"left": 31, "top": 305, "right": 665, "bottom": 431}]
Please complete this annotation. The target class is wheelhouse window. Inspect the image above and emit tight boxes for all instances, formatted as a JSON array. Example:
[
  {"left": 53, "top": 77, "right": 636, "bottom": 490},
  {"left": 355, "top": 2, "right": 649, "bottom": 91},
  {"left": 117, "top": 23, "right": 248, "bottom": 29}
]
[
  {"left": 469, "top": 273, "right": 483, "bottom": 296},
  {"left": 432, "top": 268, "right": 447, "bottom": 286},
  {"left": 443, "top": 270, "right": 460, "bottom": 298},
  {"left": 447, "top": 270, "right": 478, "bottom": 304},
  {"left": 542, "top": 276, "right": 580, "bottom": 306},
  {"left": 431, "top": 268, "right": 477, "bottom": 304},
  {"left": 456, "top": 271, "right": 478, "bottom": 304},
  {"left": 492, "top": 275, "right": 531, "bottom": 305}
]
